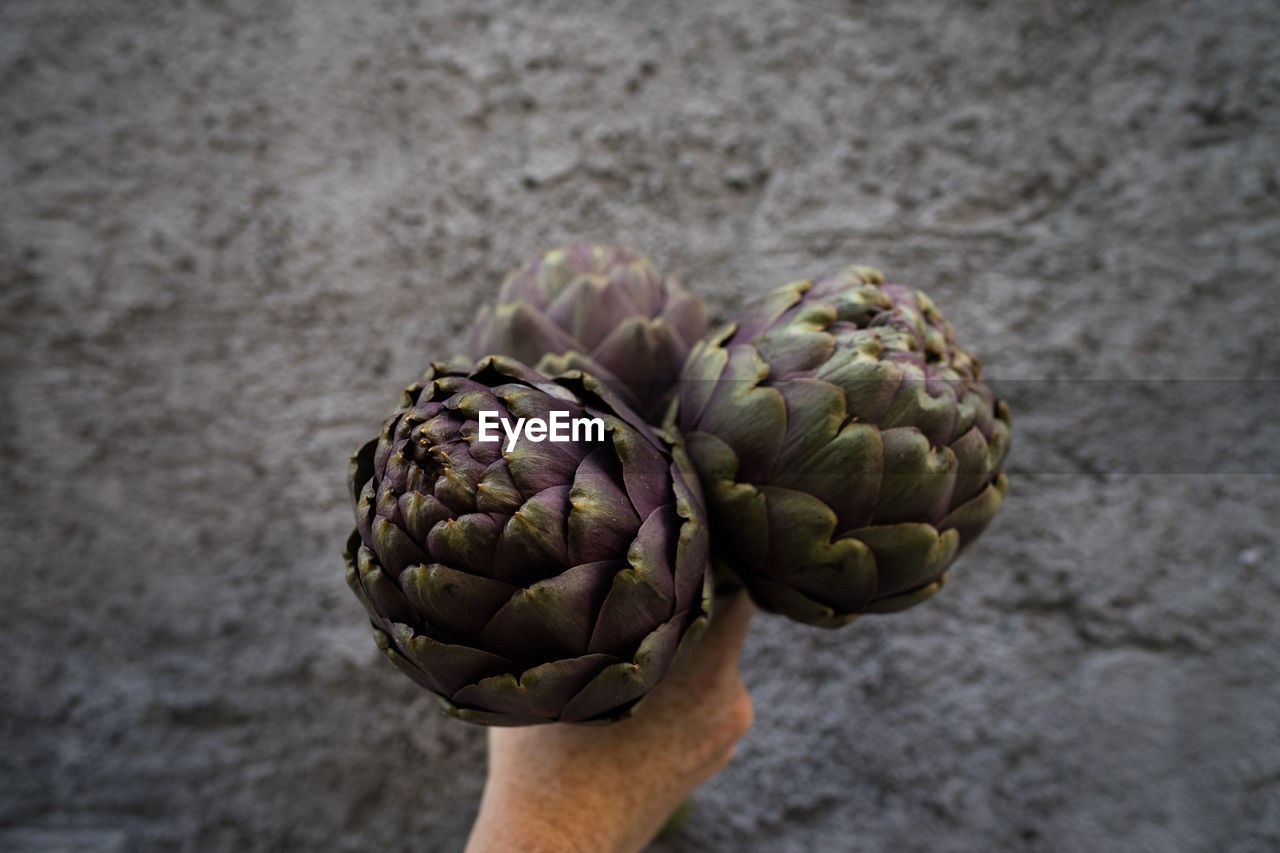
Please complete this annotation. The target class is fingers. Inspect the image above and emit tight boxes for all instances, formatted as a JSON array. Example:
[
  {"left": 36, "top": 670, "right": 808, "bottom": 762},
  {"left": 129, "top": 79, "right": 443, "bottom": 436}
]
[
  {"left": 648, "top": 591, "right": 754, "bottom": 706},
  {"left": 694, "top": 590, "right": 755, "bottom": 667}
]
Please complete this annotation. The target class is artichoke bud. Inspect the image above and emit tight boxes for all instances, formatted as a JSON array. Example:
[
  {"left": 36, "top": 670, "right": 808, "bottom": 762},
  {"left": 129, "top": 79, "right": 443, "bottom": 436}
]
[
  {"left": 469, "top": 245, "right": 709, "bottom": 419},
  {"left": 344, "top": 356, "right": 713, "bottom": 725},
  {"left": 677, "top": 264, "right": 1011, "bottom": 627}
]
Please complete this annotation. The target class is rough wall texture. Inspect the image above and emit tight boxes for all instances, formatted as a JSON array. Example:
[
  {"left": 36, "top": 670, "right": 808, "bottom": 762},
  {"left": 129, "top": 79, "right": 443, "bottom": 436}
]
[{"left": 3, "top": 1, "right": 1278, "bottom": 851}]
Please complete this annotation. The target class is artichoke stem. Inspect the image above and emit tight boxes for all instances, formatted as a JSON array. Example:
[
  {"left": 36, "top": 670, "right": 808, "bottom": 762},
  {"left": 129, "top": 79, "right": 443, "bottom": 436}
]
[{"left": 657, "top": 797, "right": 695, "bottom": 839}]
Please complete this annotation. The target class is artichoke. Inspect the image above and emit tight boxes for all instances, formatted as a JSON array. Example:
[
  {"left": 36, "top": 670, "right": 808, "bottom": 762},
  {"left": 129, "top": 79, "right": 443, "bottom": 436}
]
[
  {"left": 676, "top": 265, "right": 1011, "bottom": 627},
  {"left": 344, "top": 355, "right": 712, "bottom": 725},
  {"left": 469, "top": 245, "right": 708, "bottom": 418}
]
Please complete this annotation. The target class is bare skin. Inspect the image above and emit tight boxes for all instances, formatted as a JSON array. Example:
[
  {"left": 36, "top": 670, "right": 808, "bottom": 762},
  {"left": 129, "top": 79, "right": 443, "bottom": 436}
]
[{"left": 465, "top": 591, "right": 756, "bottom": 853}]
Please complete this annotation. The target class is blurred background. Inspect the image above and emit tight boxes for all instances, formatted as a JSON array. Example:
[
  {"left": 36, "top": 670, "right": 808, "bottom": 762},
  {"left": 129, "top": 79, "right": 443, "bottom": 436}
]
[{"left": 3, "top": 1, "right": 1278, "bottom": 850}]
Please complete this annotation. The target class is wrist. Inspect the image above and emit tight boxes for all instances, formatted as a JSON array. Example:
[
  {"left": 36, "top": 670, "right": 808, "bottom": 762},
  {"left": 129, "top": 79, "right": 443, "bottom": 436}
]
[{"left": 465, "top": 768, "right": 638, "bottom": 853}]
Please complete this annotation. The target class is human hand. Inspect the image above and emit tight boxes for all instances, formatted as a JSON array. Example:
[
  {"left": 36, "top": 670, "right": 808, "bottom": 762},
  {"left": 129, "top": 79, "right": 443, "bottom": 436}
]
[{"left": 464, "top": 591, "right": 756, "bottom": 853}]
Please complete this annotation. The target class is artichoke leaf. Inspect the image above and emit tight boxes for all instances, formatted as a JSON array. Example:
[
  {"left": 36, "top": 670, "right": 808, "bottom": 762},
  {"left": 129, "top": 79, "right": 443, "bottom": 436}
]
[
  {"left": 494, "top": 485, "right": 571, "bottom": 577},
  {"left": 677, "top": 327, "right": 734, "bottom": 426},
  {"left": 947, "top": 427, "right": 995, "bottom": 507},
  {"left": 474, "top": 461, "right": 523, "bottom": 514},
  {"left": 425, "top": 512, "right": 502, "bottom": 575},
  {"left": 543, "top": 272, "right": 637, "bottom": 345},
  {"left": 695, "top": 345, "right": 786, "bottom": 482},
  {"left": 772, "top": 378, "right": 848, "bottom": 469},
  {"left": 880, "top": 374, "right": 958, "bottom": 448},
  {"left": 478, "top": 560, "right": 617, "bottom": 663},
  {"left": 348, "top": 439, "right": 377, "bottom": 504},
  {"left": 398, "top": 491, "right": 452, "bottom": 545},
  {"left": 591, "top": 316, "right": 687, "bottom": 409},
  {"left": 732, "top": 279, "right": 809, "bottom": 342},
  {"left": 371, "top": 626, "right": 438, "bottom": 693},
  {"left": 759, "top": 485, "right": 878, "bottom": 613},
  {"left": 703, "top": 473, "right": 769, "bottom": 575},
  {"left": 658, "top": 278, "right": 709, "bottom": 348},
  {"left": 401, "top": 562, "right": 516, "bottom": 641},
  {"left": 568, "top": 447, "right": 642, "bottom": 564},
  {"left": 453, "top": 654, "right": 617, "bottom": 722},
  {"left": 751, "top": 324, "right": 835, "bottom": 378},
  {"left": 371, "top": 515, "right": 429, "bottom": 576},
  {"left": 474, "top": 301, "right": 580, "bottom": 368},
  {"left": 342, "top": 530, "right": 380, "bottom": 623},
  {"left": 746, "top": 575, "right": 860, "bottom": 628},
  {"left": 504, "top": 441, "right": 581, "bottom": 495},
  {"left": 560, "top": 617, "right": 684, "bottom": 722},
  {"left": 669, "top": 462, "right": 711, "bottom": 614},
  {"left": 874, "top": 428, "right": 959, "bottom": 524},
  {"left": 939, "top": 471, "right": 1008, "bottom": 548},
  {"left": 588, "top": 506, "right": 679, "bottom": 655},
  {"left": 354, "top": 478, "right": 377, "bottom": 545},
  {"left": 611, "top": 426, "right": 671, "bottom": 522},
  {"left": 684, "top": 429, "right": 740, "bottom": 482},
  {"left": 863, "top": 575, "right": 946, "bottom": 614},
  {"left": 386, "top": 622, "right": 515, "bottom": 698},
  {"left": 353, "top": 543, "right": 417, "bottom": 625},
  {"left": 817, "top": 356, "right": 903, "bottom": 425},
  {"left": 847, "top": 523, "right": 960, "bottom": 599}
]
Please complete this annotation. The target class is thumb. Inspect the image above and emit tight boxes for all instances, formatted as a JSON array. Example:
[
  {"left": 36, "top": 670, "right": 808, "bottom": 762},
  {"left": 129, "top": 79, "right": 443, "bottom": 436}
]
[{"left": 684, "top": 590, "right": 755, "bottom": 675}]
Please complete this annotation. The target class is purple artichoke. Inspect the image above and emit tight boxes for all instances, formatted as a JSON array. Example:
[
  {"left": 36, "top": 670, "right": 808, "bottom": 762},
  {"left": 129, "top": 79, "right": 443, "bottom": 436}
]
[
  {"left": 344, "top": 356, "right": 712, "bottom": 724},
  {"left": 676, "top": 265, "right": 1011, "bottom": 627},
  {"left": 469, "top": 245, "right": 708, "bottom": 418}
]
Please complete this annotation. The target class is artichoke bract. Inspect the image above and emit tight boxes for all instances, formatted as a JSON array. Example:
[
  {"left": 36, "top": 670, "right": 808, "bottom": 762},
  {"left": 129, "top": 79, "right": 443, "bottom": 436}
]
[
  {"left": 344, "top": 356, "right": 712, "bottom": 725},
  {"left": 676, "top": 266, "right": 1011, "bottom": 628},
  {"left": 469, "top": 245, "right": 708, "bottom": 419}
]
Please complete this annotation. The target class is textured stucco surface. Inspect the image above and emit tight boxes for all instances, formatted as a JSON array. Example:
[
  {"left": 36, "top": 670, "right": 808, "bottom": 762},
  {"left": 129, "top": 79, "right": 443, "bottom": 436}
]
[{"left": 3, "top": 1, "right": 1279, "bottom": 851}]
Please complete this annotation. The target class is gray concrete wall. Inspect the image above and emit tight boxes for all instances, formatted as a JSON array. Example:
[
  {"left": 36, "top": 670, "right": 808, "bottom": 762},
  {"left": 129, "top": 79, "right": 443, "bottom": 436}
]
[{"left": 3, "top": 1, "right": 1278, "bottom": 850}]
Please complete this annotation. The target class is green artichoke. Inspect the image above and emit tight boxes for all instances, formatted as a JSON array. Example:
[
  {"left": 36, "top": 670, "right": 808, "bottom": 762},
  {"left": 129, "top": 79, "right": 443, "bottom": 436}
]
[
  {"left": 675, "top": 265, "right": 1011, "bottom": 627},
  {"left": 469, "top": 245, "right": 708, "bottom": 418},
  {"left": 344, "top": 355, "right": 712, "bottom": 725}
]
